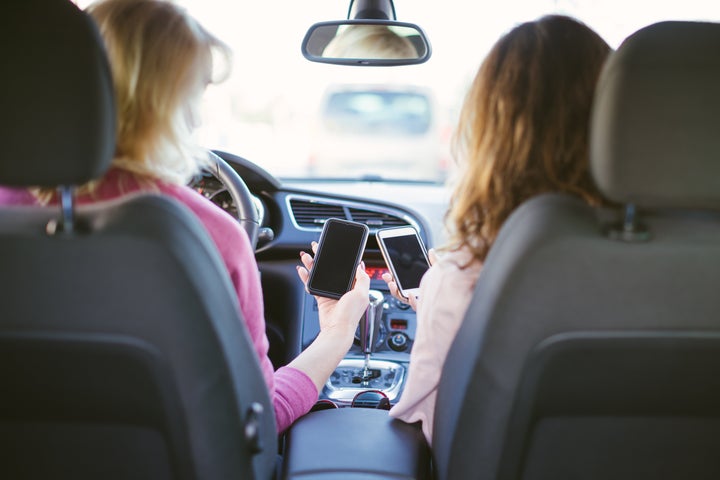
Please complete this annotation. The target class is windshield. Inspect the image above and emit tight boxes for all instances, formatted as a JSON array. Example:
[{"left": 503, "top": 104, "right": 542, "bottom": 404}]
[
  {"left": 323, "top": 91, "right": 432, "bottom": 136},
  {"left": 75, "top": 0, "right": 719, "bottom": 183}
]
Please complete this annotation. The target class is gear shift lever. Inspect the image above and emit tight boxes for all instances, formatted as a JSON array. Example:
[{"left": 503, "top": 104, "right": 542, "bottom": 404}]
[{"left": 359, "top": 290, "right": 385, "bottom": 383}]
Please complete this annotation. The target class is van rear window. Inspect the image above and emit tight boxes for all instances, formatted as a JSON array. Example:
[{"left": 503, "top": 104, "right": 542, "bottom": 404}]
[{"left": 323, "top": 91, "right": 432, "bottom": 136}]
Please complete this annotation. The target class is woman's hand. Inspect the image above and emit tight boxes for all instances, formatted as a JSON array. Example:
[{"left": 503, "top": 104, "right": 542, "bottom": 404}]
[
  {"left": 290, "top": 241, "right": 371, "bottom": 393},
  {"left": 381, "top": 248, "right": 437, "bottom": 312},
  {"left": 296, "top": 241, "right": 370, "bottom": 343}
]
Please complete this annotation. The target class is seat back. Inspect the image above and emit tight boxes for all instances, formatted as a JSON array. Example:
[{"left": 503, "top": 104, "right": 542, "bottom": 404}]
[
  {"left": 433, "top": 21, "right": 720, "bottom": 480},
  {"left": 0, "top": 2, "right": 276, "bottom": 479}
]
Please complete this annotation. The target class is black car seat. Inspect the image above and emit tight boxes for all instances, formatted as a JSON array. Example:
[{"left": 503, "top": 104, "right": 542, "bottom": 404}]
[
  {"left": 432, "top": 21, "right": 720, "bottom": 480},
  {"left": 0, "top": 1, "right": 276, "bottom": 479}
]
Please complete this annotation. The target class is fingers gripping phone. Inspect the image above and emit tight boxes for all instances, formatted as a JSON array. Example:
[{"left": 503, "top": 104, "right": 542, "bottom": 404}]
[
  {"left": 307, "top": 218, "right": 369, "bottom": 299},
  {"left": 376, "top": 226, "right": 430, "bottom": 300}
]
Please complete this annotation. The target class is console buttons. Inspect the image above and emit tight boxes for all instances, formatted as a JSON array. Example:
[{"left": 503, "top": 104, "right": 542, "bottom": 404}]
[
  {"left": 393, "top": 298, "right": 411, "bottom": 310},
  {"left": 390, "top": 318, "right": 407, "bottom": 330},
  {"left": 388, "top": 332, "right": 409, "bottom": 352}
]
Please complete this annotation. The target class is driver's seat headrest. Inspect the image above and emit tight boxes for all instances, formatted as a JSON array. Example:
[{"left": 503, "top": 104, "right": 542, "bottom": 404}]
[
  {"left": 590, "top": 21, "right": 720, "bottom": 210},
  {"left": 0, "top": 0, "right": 115, "bottom": 188}
]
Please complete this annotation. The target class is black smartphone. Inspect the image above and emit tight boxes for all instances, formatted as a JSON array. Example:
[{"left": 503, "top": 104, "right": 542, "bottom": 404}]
[
  {"left": 307, "top": 218, "right": 369, "bottom": 299},
  {"left": 376, "top": 226, "right": 430, "bottom": 299}
]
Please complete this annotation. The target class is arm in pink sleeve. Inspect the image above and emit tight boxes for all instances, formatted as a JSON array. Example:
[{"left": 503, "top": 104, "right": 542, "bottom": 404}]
[
  {"left": 273, "top": 366, "right": 319, "bottom": 433},
  {"left": 169, "top": 185, "right": 319, "bottom": 432},
  {"left": 226, "top": 253, "right": 318, "bottom": 432},
  {"left": 225, "top": 229, "right": 319, "bottom": 432},
  {"left": 4, "top": 178, "right": 321, "bottom": 433}
]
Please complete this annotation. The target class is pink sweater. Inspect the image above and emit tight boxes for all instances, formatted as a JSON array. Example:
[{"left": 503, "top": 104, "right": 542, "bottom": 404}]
[{"left": 0, "top": 168, "right": 317, "bottom": 433}]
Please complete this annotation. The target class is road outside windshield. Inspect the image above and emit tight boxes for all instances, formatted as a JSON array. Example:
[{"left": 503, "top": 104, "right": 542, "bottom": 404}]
[{"left": 74, "top": 0, "right": 719, "bottom": 183}]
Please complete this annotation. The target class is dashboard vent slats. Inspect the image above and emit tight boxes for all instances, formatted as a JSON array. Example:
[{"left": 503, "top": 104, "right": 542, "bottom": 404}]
[
  {"left": 288, "top": 197, "right": 411, "bottom": 231},
  {"left": 348, "top": 208, "right": 409, "bottom": 228},
  {"left": 289, "top": 199, "right": 345, "bottom": 228}
]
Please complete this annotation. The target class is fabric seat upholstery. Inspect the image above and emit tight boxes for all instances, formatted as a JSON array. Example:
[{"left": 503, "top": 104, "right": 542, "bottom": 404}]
[
  {"left": 432, "top": 20, "right": 720, "bottom": 480},
  {"left": 0, "top": 1, "right": 276, "bottom": 479}
]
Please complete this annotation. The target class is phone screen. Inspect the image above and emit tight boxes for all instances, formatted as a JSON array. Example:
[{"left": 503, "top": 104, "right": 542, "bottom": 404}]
[
  {"left": 378, "top": 229, "right": 429, "bottom": 293},
  {"left": 307, "top": 219, "right": 369, "bottom": 299},
  {"left": 381, "top": 235, "right": 428, "bottom": 289}
]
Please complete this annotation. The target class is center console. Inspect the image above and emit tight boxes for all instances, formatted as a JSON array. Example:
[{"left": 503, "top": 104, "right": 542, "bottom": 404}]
[
  {"left": 300, "top": 265, "right": 417, "bottom": 406},
  {"left": 286, "top": 265, "right": 430, "bottom": 480}
]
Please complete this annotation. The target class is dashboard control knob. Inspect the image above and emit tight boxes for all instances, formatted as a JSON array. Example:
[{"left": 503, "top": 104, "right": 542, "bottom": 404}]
[
  {"left": 393, "top": 298, "right": 410, "bottom": 310},
  {"left": 388, "top": 332, "right": 409, "bottom": 352}
]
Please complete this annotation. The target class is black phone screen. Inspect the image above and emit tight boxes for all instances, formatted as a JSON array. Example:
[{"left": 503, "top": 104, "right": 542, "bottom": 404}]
[
  {"left": 308, "top": 219, "right": 368, "bottom": 299},
  {"left": 382, "top": 234, "right": 429, "bottom": 290}
]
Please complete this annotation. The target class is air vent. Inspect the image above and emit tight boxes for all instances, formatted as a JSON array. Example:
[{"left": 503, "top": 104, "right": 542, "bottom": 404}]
[
  {"left": 348, "top": 208, "right": 410, "bottom": 228},
  {"left": 288, "top": 195, "right": 415, "bottom": 231},
  {"left": 289, "top": 199, "right": 346, "bottom": 228}
]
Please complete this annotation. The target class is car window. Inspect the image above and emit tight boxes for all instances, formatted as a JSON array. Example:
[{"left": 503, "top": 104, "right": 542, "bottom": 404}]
[{"left": 73, "top": 0, "right": 720, "bottom": 183}]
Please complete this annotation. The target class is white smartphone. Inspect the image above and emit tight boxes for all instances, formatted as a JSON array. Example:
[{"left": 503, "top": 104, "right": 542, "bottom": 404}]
[{"left": 376, "top": 226, "right": 430, "bottom": 300}]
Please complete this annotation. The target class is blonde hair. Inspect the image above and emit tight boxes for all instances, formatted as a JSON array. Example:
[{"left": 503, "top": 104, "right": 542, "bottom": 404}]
[
  {"left": 87, "top": 0, "right": 231, "bottom": 184},
  {"left": 323, "top": 25, "right": 417, "bottom": 59},
  {"left": 445, "top": 15, "right": 611, "bottom": 262}
]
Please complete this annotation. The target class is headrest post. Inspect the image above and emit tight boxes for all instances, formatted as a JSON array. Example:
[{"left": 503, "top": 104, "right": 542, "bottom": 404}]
[
  {"left": 606, "top": 203, "right": 651, "bottom": 243},
  {"left": 59, "top": 185, "right": 76, "bottom": 234},
  {"left": 623, "top": 203, "right": 637, "bottom": 233}
]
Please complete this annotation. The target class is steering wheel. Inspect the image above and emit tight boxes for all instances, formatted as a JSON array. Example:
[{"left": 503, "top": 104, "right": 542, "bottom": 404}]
[{"left": 204, "top": 151, "right": 260, "bottom": 249}]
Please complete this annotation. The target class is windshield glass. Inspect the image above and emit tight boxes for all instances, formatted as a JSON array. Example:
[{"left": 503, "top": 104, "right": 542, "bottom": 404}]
[
  {"left": 324, "top": 91, "right": 431, "bottom": 136},
  {"left": 74, "top": 0, "right": 719, "bottom": 183}
]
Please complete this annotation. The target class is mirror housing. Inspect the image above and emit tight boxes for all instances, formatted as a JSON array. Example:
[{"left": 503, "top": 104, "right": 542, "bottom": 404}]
[
  {"left": 302, "top": 20, "right": 431, "bottom": 66},
  {"left": 347, "top": 0, "right": 396, "bottom": 20}
]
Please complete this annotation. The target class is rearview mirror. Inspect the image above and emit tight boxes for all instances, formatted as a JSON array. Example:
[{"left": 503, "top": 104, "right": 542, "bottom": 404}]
[{"left": 302, "top": 20, "right": 431, "bottom": 66}]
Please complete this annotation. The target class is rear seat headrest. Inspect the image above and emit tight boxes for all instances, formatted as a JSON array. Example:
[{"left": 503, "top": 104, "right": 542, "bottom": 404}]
[
  {"left": 0, "top": 0, "right": 115, "bottom": 188},
  {"left": 590, "top": 21, "right": 720, "bottom": 209}
]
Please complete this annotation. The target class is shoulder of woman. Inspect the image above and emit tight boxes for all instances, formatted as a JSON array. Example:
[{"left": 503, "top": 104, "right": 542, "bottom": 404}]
[
  {"left": 419, "top": 248, "right": 481, "bottom": 302},
  {"left": 160, "top": 183, "right": 236, "bottom": 224},
  {"left": 432, "top": 246, "right": 482, "bottom": 275},
  {"left": 158, "top": 183, "right": 252, "bottom": 251}
]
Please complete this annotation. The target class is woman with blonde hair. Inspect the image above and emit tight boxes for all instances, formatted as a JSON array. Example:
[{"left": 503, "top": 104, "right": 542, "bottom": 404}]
[
  {"left": 383, "top": 14, "right": 611, "bottom": 444},
  {"left": 0, "top": 0, "right": 370, "bottom": 433},
  {"left": 323, "top": 24, "right": 417, "bottom": 59}
]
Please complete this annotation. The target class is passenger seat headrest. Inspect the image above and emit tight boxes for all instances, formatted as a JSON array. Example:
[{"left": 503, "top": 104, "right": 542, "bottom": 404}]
[
  {"left": 590, "top": 21, "right": 720, "bottom": 209},
  {"left": 0, "top": 0, "right": 115, "bottom": 188}
]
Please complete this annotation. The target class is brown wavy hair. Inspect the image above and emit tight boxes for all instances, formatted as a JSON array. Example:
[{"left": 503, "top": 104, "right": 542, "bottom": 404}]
[{"left": 445, "top": 15, "right": 611, "bottom": 262}]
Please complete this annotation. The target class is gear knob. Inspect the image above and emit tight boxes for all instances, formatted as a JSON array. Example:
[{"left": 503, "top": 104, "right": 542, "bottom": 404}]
[{"left": 359, "top": 290, "right": 385, "bottom": 355}]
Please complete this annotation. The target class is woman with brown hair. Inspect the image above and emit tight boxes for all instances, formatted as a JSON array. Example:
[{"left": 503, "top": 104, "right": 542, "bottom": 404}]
[{"left": 383, "top": 14, "right": 611, "bottom": 444}]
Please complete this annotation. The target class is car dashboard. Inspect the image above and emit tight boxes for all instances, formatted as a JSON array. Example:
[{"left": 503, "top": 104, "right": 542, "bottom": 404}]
[{"left": 197, "top": 150, "right": 448, "bottom": 407}]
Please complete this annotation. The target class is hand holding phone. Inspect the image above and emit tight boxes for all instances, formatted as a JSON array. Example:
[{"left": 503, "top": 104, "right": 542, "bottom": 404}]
[
  {"left": 306, "top": 218, "right": 369, "bottom": 299},
  {"left": 376, "top": 226, "right": 430, "bottom": 300}
]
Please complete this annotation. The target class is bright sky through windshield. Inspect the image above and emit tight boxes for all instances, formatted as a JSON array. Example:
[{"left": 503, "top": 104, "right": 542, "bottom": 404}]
[
  {"left": 74, "top": 0, "right": 719, "bottom": 180},
  {"left": 173, "top": 0, "right": 718, "bottom": 105}
]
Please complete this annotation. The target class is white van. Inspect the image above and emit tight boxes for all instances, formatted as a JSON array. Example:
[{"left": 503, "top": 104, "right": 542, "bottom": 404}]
[{"left": 308, "top": 83, "right": 449, "bottom": 181}]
